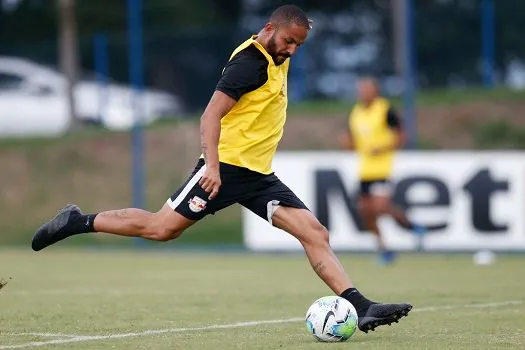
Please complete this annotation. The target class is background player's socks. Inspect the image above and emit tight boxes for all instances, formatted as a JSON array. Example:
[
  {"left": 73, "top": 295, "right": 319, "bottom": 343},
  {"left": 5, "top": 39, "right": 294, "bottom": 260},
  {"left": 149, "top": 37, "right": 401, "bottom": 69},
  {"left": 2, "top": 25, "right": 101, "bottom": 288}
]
[
  {"left": 396, "top": 219, "right": 427, "bottom": 236},
  {"left": 340, "top": 288, "right": 376, "bottom": 317},
  {"left": 412, "top": 224, "right": 427, "bottom": 236},
  {"left": 378, "top": 250, "right": 396, "bottom": 265}
]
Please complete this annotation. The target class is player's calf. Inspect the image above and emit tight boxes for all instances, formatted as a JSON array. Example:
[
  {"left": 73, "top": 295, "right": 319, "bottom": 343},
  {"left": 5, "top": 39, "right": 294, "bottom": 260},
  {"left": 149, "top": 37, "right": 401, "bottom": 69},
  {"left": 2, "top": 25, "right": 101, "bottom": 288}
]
[
  {"left": 134, "top": 205, "right": 193, "bottom": 241},
  {"left": 272, "top": 207, "right": 354, "bottom": 296}
]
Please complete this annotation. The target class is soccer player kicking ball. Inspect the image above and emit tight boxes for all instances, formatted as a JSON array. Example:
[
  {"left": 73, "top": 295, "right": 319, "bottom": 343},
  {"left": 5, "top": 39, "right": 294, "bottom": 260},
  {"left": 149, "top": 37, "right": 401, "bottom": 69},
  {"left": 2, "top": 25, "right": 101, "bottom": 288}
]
[{"left": 32, "top": 5, "right": 411, "bottom": 333}]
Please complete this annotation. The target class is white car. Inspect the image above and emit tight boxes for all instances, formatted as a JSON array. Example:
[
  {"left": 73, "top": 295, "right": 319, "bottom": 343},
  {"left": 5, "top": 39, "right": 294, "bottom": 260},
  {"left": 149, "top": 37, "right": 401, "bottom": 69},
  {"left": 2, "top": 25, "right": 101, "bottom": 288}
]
[{"left": 0, "top": 56, "right": 182, "bottom": 137}]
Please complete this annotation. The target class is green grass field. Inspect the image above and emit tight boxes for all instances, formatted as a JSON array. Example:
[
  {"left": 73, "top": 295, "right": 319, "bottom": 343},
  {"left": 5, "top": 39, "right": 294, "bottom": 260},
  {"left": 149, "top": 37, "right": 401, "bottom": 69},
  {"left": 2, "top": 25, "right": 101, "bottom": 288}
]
[{"left": 1, "top": 249, "right": 524, "bottom": 349}]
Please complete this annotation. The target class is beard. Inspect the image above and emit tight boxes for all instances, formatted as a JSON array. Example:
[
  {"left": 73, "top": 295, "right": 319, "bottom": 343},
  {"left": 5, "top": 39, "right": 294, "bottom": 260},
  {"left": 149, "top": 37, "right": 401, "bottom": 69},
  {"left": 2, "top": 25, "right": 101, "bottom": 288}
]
[{"left": 267, "top": 34, "right": 290, "bottom": 66}]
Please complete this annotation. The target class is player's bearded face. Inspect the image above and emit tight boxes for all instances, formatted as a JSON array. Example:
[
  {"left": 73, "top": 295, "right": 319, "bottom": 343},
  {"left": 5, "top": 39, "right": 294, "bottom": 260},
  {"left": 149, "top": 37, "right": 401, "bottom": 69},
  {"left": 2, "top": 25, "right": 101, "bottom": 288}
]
[
  {"left": 266, "top": 23, "right": 308, "bottom": 66},
  {"left": 267, "top": 32, "right": 291, "bottom": 66}
]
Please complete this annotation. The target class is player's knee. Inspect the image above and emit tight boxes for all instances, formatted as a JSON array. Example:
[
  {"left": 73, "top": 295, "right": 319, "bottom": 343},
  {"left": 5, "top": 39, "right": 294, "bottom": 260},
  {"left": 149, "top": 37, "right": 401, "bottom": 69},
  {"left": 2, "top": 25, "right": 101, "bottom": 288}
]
[
  {"left": 303, "top": 221, "right": 330, "bottom": 247},
  {"left": 151, "top": 227, "right": 183, "bottom": 241},
  {"left": 359, "top": 207, "right": 375, "bottom": 226},
  {"left": 359, "top": 201, "right": 373, "bottom": 217},
  {"left": 317, "top": 226, "right": 330, "bottom": 246},
  {"left": 359, "top": 206, "right": 371, "bottom": 220},
  {"left": 373, "top": 198, "right": 390, "bottom": 214},
  {"left": 145, "top": 222, "right": 184, "bottom": 241}
]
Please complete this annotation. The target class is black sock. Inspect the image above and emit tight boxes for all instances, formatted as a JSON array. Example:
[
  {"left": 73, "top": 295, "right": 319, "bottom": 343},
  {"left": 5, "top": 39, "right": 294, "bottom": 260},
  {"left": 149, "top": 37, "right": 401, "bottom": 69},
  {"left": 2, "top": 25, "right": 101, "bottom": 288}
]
[
  {"left": 83, "top": 213, "right": 98, "bottom": 233},
  {"left": 65, "top": 213, "right": 98, "bottom": 235},
  {"left": 340, "top": 288, "right": 376, "bottom": 317}
]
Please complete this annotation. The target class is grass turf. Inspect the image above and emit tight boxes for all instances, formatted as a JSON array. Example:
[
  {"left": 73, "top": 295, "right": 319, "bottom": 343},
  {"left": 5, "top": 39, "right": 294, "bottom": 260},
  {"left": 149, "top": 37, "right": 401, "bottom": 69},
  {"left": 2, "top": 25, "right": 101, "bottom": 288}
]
[{"left": 1, "top": 249, "right": 524, "bottom": 349}]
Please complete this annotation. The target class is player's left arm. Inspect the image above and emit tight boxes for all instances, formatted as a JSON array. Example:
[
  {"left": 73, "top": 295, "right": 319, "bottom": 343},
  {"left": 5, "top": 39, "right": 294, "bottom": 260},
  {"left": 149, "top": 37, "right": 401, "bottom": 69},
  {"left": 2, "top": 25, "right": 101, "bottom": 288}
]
[
  {"left": 370, "top": 107, "right": 406, "bottom": 156},
  {"left": 387, "top": 107, "right": 406, "bottom": 150}
]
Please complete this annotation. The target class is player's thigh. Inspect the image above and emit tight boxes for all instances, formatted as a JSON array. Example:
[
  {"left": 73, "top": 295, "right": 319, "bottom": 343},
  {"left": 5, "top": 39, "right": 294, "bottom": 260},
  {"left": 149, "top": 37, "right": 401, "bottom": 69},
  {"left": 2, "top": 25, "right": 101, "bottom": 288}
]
[
  {"left": 239, "top": 174, "right": 308, "bottom": 224},
  {"left": 370, "top": 196, "right": 391, "bottom": 215},
  {"left": 152, "top": 203, "right": 198, "bottom": 237},
  {"left": 358, "top": 195, "right": 373, "bottom": 215},
  {"left": 240, "top": 176, "right": 327, "bottom": 245},
  {"left": 357, "top": 197, "right": 376, "bottom": 230},
  {"left": 166, "top": 159, "right": 213, "bottom": 221},
  {"left": 368, "top": 180, "right": 394, "bottom": 214},
  {"left": 167, "top": 159, "right": 249, "bottom": 221}
]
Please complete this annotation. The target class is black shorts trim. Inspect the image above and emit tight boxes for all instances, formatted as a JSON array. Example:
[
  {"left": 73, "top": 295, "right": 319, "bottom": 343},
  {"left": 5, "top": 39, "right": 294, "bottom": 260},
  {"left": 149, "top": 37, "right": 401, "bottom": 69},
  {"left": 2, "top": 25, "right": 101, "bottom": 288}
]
[{"left": 167, "top": 159, "right": 309, "bottom": 222}]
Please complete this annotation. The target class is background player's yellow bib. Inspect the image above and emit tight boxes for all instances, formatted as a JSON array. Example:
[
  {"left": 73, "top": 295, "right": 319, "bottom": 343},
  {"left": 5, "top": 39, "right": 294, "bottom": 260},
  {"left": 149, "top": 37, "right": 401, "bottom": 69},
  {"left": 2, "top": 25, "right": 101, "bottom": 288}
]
[
  {"left": 349, "top": 98, "right": 397, "bottom": 180},
  {"left": 218, "top": 36, "right": 289, "bottom": 175}
]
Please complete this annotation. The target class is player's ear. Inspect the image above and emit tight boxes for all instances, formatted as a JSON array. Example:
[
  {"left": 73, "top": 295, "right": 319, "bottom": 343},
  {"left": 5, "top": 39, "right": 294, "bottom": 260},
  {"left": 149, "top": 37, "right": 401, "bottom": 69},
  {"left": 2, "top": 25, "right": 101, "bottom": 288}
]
[{"left": 264, "top": 22, "right": 276, "bottom": 35}]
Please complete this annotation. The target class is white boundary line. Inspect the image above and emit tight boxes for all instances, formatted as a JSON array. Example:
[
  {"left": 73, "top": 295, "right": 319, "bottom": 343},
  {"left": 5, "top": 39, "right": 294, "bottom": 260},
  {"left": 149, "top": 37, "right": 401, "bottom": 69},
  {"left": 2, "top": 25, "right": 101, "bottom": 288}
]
[
  {"left": 3, "top": 333, "right": 80, "bottom": 338},
  {"left": 1, "top": 300, "right": 522, "bottom": 349}
]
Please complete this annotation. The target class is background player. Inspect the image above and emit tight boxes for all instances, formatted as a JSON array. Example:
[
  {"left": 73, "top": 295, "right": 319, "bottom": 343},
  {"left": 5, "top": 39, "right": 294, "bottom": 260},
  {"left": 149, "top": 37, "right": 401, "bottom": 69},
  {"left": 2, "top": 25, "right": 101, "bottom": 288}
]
[
  {"left": 340, "top": 78, "right": 426, "bottom": 264},
  {"left": 31, "top": 5, "right": 411, "bottom": 332}
]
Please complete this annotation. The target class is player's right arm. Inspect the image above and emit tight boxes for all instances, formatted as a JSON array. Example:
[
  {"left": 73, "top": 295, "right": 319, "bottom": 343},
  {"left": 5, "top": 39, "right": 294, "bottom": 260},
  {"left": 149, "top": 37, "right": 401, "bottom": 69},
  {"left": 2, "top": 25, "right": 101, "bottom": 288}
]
[
  {"left": 199, "top": 91, "right": 237, "bottom": 200},
  {"left": 199, "top": 45, "right": 269, "bottom": 200},
  {"left": 339, "top": 113, "right": 354, "bottom": 150},
  {"left": 339, "top": 130, "right": 354, "bottom": 150}
]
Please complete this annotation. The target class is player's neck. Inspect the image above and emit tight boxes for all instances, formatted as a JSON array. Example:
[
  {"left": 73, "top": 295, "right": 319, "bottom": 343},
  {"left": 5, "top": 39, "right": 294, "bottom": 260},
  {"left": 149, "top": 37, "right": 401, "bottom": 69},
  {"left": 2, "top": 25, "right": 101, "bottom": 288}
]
[
  {"left": 361, "top": 99, "right": 375, "bottom": 108},
  {"left": 255, "top": 31, "right": 269, "bottom": 53}
]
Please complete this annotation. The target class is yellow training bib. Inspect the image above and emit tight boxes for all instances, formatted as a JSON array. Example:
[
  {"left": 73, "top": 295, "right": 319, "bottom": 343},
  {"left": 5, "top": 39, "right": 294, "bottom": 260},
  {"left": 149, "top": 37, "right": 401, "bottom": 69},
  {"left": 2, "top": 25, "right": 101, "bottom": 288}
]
[
  {"left": 349, "top": 97, "right": 397, "bottom": 180},
  {"left": 216, "top": 36, "right": 289, "bottom": 175}
]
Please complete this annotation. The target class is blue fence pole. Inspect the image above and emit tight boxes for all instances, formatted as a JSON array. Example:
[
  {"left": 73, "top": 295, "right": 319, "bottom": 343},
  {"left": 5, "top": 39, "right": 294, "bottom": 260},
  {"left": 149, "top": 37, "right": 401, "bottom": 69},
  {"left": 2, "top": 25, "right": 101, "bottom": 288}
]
[
  {"left": 401, "top": 0, "right": 423, "bottom": 251},
  {"left": 403, "top": 0, "right": 417, "bottom": 150},
  {"left": 290, "top": 48, "right": 306, "bottom": 102},
  {"left": 93, "top": 33, "right": 109, "bottom": 124},
  {"left": 127, "top": 0, "right": 145, "bottom": 246},
  {"left": 481, "top": 0, "right": 495, "bottom": 88}
]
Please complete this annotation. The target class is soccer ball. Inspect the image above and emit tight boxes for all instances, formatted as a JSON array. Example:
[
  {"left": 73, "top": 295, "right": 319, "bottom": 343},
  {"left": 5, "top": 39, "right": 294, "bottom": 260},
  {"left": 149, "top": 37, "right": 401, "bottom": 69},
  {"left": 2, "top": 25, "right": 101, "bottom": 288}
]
[
  {"left": 473, "top": 249, "right": 496, "bottom": 266},
  {"left": 305, "top": 296, "right": 358, "bottom": 342}
]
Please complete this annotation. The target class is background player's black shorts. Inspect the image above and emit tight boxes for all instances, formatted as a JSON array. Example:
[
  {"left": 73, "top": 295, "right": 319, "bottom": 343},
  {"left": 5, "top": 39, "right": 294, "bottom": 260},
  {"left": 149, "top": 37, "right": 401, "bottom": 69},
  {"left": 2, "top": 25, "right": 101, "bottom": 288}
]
[
  {"left": 359, "top": 179, "right": 393, "bottom": 197},
  {"left": 167, "top": 159, "right": 309, "bottom": 222}
]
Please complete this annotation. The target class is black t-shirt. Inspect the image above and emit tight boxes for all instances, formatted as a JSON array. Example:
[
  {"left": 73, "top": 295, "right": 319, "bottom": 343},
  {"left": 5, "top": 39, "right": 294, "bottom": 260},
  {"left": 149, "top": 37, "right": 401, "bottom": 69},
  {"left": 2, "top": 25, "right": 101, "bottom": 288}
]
[{"left": 215, "top": 44, "right": 269, "bottom": 101}]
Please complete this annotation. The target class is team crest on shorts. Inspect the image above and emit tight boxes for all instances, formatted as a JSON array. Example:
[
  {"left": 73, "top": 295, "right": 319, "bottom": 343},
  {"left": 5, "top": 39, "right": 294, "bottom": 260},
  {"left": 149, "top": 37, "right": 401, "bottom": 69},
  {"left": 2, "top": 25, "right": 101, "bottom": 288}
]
[{"left": 189, "top": 196, "right": 207, "bottom": 213}]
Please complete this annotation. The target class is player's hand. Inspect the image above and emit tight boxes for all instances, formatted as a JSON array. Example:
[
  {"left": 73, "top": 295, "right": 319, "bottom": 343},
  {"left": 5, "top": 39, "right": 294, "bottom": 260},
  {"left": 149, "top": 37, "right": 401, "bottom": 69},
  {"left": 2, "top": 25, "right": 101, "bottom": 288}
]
[
  {"left": 370, "top": 148, "right": 382, "bottom": 156},
  {"left": 199, "top": 165, "right": 221, "bottom": 200},
  {"left": 370, "top": 147, "right": 387, "bottom": 156},
  {"left": 339, "top": 133, "right": 352, "bottom": 149}
]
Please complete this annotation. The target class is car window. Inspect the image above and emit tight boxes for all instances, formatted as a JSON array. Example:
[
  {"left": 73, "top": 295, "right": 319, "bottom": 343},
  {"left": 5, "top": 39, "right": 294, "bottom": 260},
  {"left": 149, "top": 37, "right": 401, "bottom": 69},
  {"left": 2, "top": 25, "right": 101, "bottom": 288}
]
[{"left": 0, "top": 73, "right": 24, "bottom": 91}]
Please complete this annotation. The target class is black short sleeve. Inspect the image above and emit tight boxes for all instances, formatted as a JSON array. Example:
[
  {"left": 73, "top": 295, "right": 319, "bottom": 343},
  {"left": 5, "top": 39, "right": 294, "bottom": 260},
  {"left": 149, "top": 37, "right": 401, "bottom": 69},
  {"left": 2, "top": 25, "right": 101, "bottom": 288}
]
[
  {"left": 387, "top": 108, "right": 402, "bottom": 129},
  {"left": 215, "top": 45, "right": 269, "bottom": 101}
]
